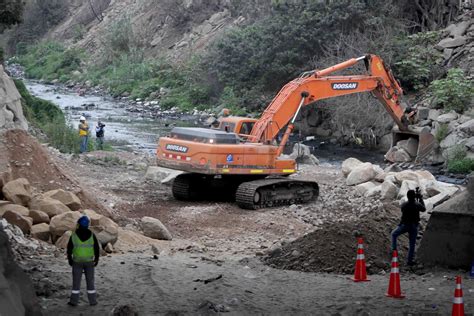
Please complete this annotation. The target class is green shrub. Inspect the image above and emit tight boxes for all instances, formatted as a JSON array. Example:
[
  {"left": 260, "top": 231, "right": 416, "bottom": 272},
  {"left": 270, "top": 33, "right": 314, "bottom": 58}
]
[
  {"left": 446, "top": 145, "right": 474, "bottom": 173},
  {"left": 17, "top": 41, "right": 83, "bottom": 81},
  {"left": 206, "top": 0, "right": 403, "bottom": 109},
  {"left": 435, "top": 123, "right": 449, "bottom": 143},
  {"left": 430, "top": 68, "right": 474, "bottom": 113},
  {"left": 447, "top": 158, "right": 474, "bottom": 173},
  {"left": 14, "top": 79, "right": 63, "bottom": 123},
  {"left": 393, "top": 31, "right": 444, "bottom": 91}
]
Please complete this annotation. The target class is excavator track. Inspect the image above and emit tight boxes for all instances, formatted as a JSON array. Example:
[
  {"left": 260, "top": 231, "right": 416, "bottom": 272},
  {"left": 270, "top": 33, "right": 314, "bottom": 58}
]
[
  {"left": 172, "top": 174, "right": 199, "bottom": 201},
  {"left": 235, "top": 178, "right": 319, "bottom": 210}
]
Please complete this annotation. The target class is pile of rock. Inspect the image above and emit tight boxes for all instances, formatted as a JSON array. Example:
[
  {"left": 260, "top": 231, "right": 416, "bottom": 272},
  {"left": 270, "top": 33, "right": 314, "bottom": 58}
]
[
  {"left": 435, "top": 16, "right": 473, "bottom": 70},
  {"left": 342, "top": 158, "right": 459, "bottom": 212},
  {"left": 0, "top": 177, "right": 119, "bottom": 252},
  {"left": 1, "top": 177, "right": 173, "bottom": 253}
]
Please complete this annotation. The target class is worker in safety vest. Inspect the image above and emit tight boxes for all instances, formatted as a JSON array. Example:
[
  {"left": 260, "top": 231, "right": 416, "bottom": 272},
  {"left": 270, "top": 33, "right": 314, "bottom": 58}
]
[
  {"left": 67, "top": 216, "right": 100, "bottom": 306},
  {"left": 78, "top": 116, "right": 89, "bottom": 153}
]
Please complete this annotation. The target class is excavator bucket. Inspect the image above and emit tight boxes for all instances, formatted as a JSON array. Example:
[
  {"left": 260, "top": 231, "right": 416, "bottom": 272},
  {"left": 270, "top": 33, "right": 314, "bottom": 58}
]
[{"left": 390, "top": 126, "right": 436, "bottom": 163}]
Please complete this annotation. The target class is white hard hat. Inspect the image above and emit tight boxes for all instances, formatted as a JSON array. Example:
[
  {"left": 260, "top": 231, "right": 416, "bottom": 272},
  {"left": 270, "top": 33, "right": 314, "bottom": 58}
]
[{"left": 79, "top": 116, "right": 86, "bottom": 121}]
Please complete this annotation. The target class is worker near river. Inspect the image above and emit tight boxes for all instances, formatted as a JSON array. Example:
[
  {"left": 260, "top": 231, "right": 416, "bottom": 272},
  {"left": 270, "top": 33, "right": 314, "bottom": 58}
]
[
  {"left": 78, "top": 116, "right": 89, "bottom": 153},
  {"left": 391, "top": 188, "right": 426, "bottom": 266},
  {"left": 67, "top": 216, "right": 100, "bottom": 306}
]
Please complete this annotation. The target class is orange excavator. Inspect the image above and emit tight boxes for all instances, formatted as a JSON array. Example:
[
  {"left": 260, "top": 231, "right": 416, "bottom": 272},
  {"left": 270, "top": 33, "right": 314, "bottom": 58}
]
[{"left": 156, "top": 54, "right": 434, "bottom": 209}]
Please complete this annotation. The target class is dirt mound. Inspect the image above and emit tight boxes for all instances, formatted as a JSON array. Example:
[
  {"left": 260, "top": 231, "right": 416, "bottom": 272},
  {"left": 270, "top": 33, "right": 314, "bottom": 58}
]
[
  {"left": 264, "top": 203, "right": 409, "bottom": 274},
  {"left": 0, "top": 129, "right": 109, "bottom": 216}
]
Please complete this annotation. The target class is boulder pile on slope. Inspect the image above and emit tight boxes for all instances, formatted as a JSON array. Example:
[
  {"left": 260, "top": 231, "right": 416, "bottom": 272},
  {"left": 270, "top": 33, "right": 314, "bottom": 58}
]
[
  {"left": 341, "top": 158, "right": 460, "bottom": 215},
  {"left": 0, "top": 176, "right": 173, "bottom": 253}
]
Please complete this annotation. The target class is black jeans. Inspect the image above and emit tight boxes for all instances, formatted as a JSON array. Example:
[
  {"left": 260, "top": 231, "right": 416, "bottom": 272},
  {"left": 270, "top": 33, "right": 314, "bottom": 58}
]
[
  {"left": 391, "top": 223, "right": 418, "bottom": 264},
  {"left": 69, "top": 262, "right": 97, "bottom": 305}
]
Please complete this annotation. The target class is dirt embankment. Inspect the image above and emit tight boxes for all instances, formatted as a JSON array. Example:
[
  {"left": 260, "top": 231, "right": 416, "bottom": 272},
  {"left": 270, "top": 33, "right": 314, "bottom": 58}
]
[{"left": 0, "top": 129, "right": 110, "bottom": 216}]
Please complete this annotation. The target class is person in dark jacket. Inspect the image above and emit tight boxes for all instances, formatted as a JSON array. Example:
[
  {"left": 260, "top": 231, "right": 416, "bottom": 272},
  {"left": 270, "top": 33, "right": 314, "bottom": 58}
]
[
  {"left": 67, "top": 216, "right": 100, "bottom": 306},
  {"left": 95, "top": 120, "right": 106, "bottom": 150},
  {"left": 391, "top": 189, "right": 426, "bottom": 266}
]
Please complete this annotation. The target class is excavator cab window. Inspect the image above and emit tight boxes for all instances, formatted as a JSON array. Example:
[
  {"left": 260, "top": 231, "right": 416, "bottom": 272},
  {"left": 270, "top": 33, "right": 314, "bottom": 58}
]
[
  {"left": 219, "top": 122, "right": 236, "bottom": 133},
  {"left": 239, "top": 122, "right": 254, "bottom": 136}
]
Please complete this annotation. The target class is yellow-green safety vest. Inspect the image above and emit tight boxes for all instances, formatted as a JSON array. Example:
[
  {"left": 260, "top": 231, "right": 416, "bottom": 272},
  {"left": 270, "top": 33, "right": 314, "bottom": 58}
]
[{"left": 72, "top": 233, "right": 94, "bottom": 263}]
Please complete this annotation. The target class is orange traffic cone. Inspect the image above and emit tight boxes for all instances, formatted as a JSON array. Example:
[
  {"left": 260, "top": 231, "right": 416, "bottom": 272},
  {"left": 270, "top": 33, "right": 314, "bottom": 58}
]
[
  {"left": 352, "top": 237, "right": 370, "bottom": 282},
  {"left": 386, "top": 250, "right": 405, "bottom": 298},
  {"left": 452, "top": 276, "right": 465, "bottom": 316}
]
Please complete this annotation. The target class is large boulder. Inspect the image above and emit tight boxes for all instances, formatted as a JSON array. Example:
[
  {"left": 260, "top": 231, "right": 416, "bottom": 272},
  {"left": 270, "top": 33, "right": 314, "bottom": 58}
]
[
  {"left": 440, "top": 132, "right": 465, "bottom": 149},
  {"left": 31, "top": 223, "right": 50, "bottom": 242},
  {"left": 465, "top": 137, "right": 474, "bottom": 151},
  {"left": 0, "top": 65, "right": 28, "bottom": 130},
  {"left": 29, "top": 197, "right": 70, "bottom": 218},
  {"left": 29, "top": 209, "right": 50, "bottom": 224},
  {"left": 341, "top": 158, "right": 362, "bottom": 177},
  {"left": 83, "top": 209, "right": 102, "bottom": 225},
  {"left": 414, "top": 170, "right": 436, "bottom": 182},
  {"left": 394, "top": 170, "right": 420, "bottom": 184},
  {"left": 43, "top": 189, "right": 82, "bottom": 211},
  {"left": 0, "top": 204, "right": 30, "bottom": 217},
  {"left": 0, "top": 227, "right": 41, "bottom": 316},
  {"left": 145, "top": 166, "right": 184, "bottom": 184},
  {"left": 354, "top": 181, "right": 378, "bottom": 196},
  {"left": 90, "top": 215, "right": 119, "bottom": 246},
  {"left": 428, "top": 109, "right": 440, "bottom": 121},
  {"left": 436, "top": 36, "right": 467, "bottom": 49},
  {"left": 346, "top": 163, "right": 376, "bottom": 186},
  {"left": 381, "top": 180, "right": 398, "bottom": 200},
  {"left": 396, "top": 138, "right": 419, "bottom": 157},
  {"left": 2, "top": 211, "right": 32, "bottom": 234},
  {"left": 2, "top": 178, "right": 31, "bottom": 206},
  {"left": 458, "top": 119, "right": 474, "bottom": 136},
  {"left": 289, "top": 143, "right": 319, "bottom": 165},
  {"left": 397, "top": 180, "right": 419, "bottom": 199},
  {"left": 55, "top": 230, "right": 72, "bottom": 249},
  {"left": 49, "top": 211, "right": 81, "bottom": 241},
  {"left": 446, "top": 21, "right": 471, "bottom": 37},
  {"left": 384, "top": 146, "right": 411, "bottom": 163},
  {"left": 436, "top": 112, "right": 458, "bottom": 123},
  {"left": 365, "top": 184, "right": 382, "bottom": 197},
  {"left": 141, "top": 216, "right": 172, "bottom": 240}
]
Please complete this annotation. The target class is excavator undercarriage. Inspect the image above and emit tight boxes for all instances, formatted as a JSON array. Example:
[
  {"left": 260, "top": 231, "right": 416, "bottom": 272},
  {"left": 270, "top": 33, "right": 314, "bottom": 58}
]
[{"left": 172, "top": 173, "right": 319, "bottom": 210}]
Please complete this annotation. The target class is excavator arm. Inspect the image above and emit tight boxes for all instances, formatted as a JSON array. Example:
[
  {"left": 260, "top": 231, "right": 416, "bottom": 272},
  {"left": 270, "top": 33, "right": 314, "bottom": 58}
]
[{"left": 248, "top": 55, "right": 407, "bottom": 150}]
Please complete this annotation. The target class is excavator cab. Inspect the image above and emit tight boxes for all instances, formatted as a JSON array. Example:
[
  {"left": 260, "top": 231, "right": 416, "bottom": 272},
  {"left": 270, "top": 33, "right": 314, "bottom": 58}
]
[{"left": 218, "top": 117, "right": 258, "bottom": 140}]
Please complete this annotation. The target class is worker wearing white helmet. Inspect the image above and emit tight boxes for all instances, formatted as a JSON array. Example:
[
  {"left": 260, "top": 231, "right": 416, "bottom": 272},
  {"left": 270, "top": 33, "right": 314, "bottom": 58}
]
[{"left": 78, "top": 116, "right": 90, "bottom": 153}]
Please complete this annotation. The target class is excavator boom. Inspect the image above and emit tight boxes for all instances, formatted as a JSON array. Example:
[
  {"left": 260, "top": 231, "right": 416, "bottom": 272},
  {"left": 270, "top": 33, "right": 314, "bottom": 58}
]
[{"left": 249, "top": 55, "right": 406, "bottom": 144}]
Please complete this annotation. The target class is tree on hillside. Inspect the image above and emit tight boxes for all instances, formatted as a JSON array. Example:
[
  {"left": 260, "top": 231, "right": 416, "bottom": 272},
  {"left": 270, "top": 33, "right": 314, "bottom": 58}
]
[{"left": 0, "top": 0, "right": 24, "bottom": 32}]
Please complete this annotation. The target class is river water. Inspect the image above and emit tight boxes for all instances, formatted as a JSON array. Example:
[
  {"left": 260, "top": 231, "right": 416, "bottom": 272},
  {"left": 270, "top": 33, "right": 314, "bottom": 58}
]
[{"left": 25, "top": 81, "right": 194, "bottom": 154}]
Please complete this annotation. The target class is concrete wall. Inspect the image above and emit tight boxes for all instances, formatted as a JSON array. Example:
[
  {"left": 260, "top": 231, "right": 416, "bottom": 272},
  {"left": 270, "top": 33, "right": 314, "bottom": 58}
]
[{"left": 419, "top": 175, "right": 474, "bottom": 268}]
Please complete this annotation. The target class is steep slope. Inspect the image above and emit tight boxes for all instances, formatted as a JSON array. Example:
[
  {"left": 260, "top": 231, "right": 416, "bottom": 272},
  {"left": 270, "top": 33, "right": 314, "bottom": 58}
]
[{"left": 5, "top": 0, "right": 270, "bottom": 63}]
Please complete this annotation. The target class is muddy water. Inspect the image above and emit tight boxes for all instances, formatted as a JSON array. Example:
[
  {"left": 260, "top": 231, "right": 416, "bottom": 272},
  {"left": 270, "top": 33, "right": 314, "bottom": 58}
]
[{"left": 25, "top": 81, "right": 196, "bottom": 153}]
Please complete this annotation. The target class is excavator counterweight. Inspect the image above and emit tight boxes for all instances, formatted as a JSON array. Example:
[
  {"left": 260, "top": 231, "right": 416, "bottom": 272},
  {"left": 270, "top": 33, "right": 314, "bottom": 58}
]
[{"left": 157, "top": 54, "right": 431, "bottom": 209}]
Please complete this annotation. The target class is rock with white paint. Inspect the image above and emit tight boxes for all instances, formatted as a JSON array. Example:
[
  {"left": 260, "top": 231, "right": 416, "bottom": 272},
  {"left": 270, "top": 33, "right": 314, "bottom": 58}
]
[
  {"left": 341, "top": 158, "right": 362, "bottom": 177},
  {"left": 346, "top": 163, "right": 376, "bottom": 186}
]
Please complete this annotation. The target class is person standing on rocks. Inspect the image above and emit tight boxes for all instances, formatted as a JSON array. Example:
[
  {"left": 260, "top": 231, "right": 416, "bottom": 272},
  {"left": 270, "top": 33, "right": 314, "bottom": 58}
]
[
  {"left": 391, "top": 188, "right": 426, "bottom": 266},
  {"left": 95, "top": 120, "right": 106, "bottom": 150},
  {"left": 78, "top": 116, "right": 90, "bottom": 153},
  {"left": 67, "top": 216, "right": 100, "bottom": 306}
]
